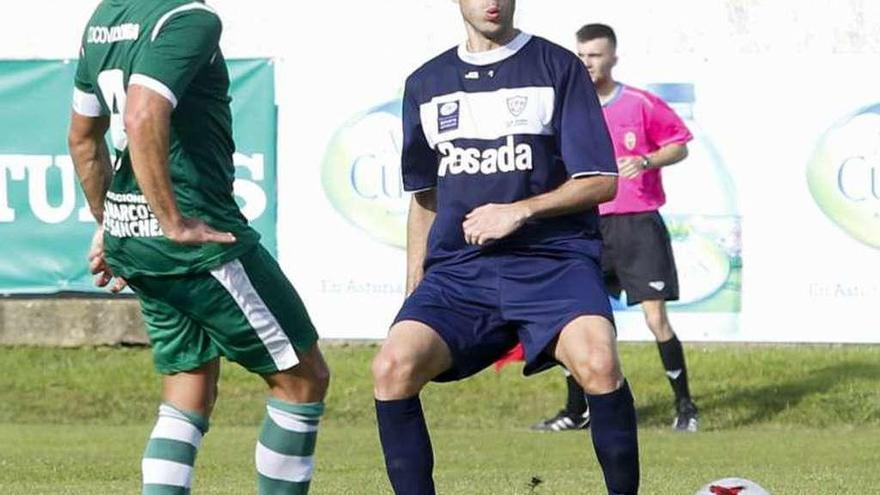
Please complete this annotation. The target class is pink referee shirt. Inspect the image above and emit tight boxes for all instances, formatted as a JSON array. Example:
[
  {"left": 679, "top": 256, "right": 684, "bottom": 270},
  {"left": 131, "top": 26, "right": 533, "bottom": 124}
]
[{"left": 598, "top": 84, "right": 693, "bottom": 215}]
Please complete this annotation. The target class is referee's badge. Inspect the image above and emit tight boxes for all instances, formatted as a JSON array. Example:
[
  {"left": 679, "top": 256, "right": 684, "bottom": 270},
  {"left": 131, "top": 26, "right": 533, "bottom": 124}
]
[{"left": 624, "top": 131, "right": 637, "bottom": 151}]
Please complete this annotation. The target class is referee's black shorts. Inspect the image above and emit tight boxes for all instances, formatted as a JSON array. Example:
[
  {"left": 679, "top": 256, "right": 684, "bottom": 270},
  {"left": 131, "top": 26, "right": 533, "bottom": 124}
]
[{"left": 600, "top": 211, "right": 679, "bottom": 306}]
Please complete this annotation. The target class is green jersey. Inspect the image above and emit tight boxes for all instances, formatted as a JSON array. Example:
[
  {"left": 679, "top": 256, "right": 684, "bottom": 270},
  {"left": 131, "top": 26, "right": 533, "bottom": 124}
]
[{"left": 73, "top": 0, "right": 259, "bottom": 278}]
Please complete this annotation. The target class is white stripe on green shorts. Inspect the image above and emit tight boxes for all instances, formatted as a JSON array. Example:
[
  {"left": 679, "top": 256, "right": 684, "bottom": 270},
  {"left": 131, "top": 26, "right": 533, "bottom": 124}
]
[{"left": 210, "top": 259, "right": 299, "bottom": 371}]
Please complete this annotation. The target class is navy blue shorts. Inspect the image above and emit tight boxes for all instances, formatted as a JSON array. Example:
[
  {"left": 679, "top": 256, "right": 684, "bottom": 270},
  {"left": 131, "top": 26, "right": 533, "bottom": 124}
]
[{"left": 394, "top": 252, "right": 613, "bottom": 382}]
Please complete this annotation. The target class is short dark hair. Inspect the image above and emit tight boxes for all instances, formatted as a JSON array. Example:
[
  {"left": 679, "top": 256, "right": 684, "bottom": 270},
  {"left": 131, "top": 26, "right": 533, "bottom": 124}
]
[{"left": 576, "top": 23, "right": 617, "bottom": 48}]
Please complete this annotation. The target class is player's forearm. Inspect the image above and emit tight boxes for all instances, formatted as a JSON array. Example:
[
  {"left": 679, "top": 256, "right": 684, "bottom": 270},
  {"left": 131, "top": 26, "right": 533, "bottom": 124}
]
[
  {"left": 125, "top": 106, "right": 184, "bottom": 236},
  {"left": 517, "top": 175, "right": 617, "bottom": 220},
  {"left": 69, "top": 114, "right": 112, "bottom": 224},
  {"left": 70, "top": 137, "right": 112, "bottom": 223},
  {"left": 645, "top": 143, "right": 688, "bottom": 169},
  {"left": 405, "top": 190, "right": 437, "bottom": 295}
]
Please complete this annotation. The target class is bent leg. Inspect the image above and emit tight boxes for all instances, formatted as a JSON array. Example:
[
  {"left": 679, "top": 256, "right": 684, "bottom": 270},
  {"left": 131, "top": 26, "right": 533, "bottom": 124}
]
[
  {"left": 143, "top": 358, "right": 220, "bottom": 495},
  {"left": 263, "top": 343, "right": 331, "bottom": 403},
  {"left": 161, "top": 358, "right": 222, "bottom": 417},
  {"left": 372, "top": 321, "right": 453, "bottom": 495},
  {"left": 373, "top": 320, "right": 452, "bottom": 400},
  {"left": 131, "top": 276, "right": 223, "bottom": 495},
  {"left": 255, "top": 344, "right": 330, "bottom": 495},
  {"left": 552, "top": 316, "right": 639, "bottom": 495}
]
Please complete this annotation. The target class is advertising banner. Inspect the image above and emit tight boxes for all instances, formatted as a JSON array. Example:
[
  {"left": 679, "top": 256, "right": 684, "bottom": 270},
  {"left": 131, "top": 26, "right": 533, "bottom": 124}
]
[
  {"left": 275, "top": 1, "right": 879, "bottom": 342},
  {"left": 0, "top": 59, "right": 277, "bottom": 293},
  {"left": 1, "top": 1, "right": 878, "bottom": 342}
]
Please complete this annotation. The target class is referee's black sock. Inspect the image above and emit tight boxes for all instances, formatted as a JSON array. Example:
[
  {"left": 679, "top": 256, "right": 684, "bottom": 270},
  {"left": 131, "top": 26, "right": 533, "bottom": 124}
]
[
  {"left": 565, "top": 373, "right": 588, "bottom": 415},
  {"left": 657, "top": 334, "right": 692, "bottom": 403},
  {"left": 587, "top": 380, "right": 640, "bottom": 495},
  {"left": 375, "top": 396, "right": 436, "bottom": 495}
]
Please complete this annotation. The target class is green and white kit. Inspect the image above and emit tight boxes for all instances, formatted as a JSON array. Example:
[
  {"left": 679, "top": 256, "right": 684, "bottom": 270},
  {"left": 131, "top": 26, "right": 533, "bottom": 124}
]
[{"left": 74, "top": 0, "right": 317, "bottom": 374}]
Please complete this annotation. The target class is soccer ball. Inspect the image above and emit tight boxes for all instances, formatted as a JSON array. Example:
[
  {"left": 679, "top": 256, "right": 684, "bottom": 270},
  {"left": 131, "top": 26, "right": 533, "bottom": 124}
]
[{"left": 694, "top": 478, "right": 771, "bottom": 495}]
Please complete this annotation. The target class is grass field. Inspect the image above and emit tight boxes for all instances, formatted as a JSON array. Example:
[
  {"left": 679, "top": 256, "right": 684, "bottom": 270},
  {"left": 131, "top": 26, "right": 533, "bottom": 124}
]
[{"left": 2, "top": 343, "right": 879, "bottom": 494}]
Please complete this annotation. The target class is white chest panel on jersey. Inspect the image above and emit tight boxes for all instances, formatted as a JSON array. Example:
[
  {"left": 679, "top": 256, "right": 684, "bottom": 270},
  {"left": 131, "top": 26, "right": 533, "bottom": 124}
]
[{"left": 419, "top": 86, "right": 555, "bottom": 148}]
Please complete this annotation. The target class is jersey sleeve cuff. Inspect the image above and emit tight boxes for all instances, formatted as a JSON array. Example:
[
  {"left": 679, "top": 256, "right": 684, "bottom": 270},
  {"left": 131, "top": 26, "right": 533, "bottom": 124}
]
[
  {"left": 404, "top": 185, "right": 437, "bottom": 193},
  {"left": 654, "top": 136, "right": 693, "bottom": 147},
  {"left": 129, "top": 73, "right": 179, "bottom": 108},
  {"left": 72, "top": 87, "right": 105, "bottom": 117},
  {"left": 571, "top": 171, "right": 619, "bottom": 178}
]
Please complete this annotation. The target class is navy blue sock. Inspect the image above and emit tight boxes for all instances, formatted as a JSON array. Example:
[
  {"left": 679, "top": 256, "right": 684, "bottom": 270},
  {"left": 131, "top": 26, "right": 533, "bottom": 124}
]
[
  {"left": 375, "top": 396, "right": 435, "bottom": 495},
  {"left": 586, "top": 380, "right": 640, "bottom": 495}
]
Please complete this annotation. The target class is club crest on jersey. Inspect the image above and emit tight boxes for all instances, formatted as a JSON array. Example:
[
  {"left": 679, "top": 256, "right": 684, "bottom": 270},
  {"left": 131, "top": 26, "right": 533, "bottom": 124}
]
[
  {"left": 624, "top": 131, "right": 637, "bottom": 151},
  {"left": 507, "top": 96, "right": 528, "bottom": 117},
  {"left": 437, "top": 101, "right": 460, "bottom": 133}
]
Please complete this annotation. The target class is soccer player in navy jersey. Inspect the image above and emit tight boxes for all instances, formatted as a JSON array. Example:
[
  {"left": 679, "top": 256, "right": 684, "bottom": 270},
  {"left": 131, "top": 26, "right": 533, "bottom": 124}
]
[{"left": 370, "top": 1, "right": 640, "bottom": 494}]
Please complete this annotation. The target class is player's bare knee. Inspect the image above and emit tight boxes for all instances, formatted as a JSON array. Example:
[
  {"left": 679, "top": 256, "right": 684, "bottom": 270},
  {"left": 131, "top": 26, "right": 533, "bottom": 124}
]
[
  {"left": 313, "top": 361, "right": 331, "bottom": 397},
  {"left": 371, "top": 350, "right": 421, "bottom": 398},
  {"left": 302, "top": 345, "right": 331, "bottom": 396},
  {"left": 371, "top": 351, "right": 404, "bottom": 386},
  {"left": 296, "top": 358, "right": 330, "bottom": 399},
  {"left": 263, "top": 357, "right": 331, "bottom": 403},
  {"left": 569, "top": 353, "right": 621, "bottom": 394}
]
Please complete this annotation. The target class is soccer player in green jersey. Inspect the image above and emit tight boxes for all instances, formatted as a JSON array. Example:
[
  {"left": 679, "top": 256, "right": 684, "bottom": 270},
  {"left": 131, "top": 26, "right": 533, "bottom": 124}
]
[{"left": 67, "top": 2, "right": 329, "bottom": 493}]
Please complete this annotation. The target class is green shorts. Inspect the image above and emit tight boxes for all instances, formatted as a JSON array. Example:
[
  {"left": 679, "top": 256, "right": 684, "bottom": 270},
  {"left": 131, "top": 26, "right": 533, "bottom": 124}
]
[{"left": 128, "top": 245, "right": 318, "bottom": 375}]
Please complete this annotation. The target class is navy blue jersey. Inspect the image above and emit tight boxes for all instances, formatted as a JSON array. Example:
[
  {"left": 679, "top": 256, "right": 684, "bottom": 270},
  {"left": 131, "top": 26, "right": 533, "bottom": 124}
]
[{"left": 402, "top": 32, "right": 616, "bottom": 269}]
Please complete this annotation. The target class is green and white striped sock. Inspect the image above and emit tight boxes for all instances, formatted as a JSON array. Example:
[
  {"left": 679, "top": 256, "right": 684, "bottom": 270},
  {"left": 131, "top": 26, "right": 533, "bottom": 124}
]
[
  {"left": 256, "top": 398, "right": 324, "bottom": 495},
  {"left": 142, "top": 403, "right": 208, "bottom": 495}
]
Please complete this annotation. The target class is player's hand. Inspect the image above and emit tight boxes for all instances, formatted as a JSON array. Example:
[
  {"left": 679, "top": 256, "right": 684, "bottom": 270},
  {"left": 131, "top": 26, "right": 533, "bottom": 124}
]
[
  {"left": 88, "top": 227, "right": 127, "bottom": 293},
  {"left": 164, "top": 217, "right": 236, "bottom": 245},
  {"left": 462, "top": 203, "right": 530, "bottom": 246},
  {"left": 617, "top": 156, "right": 646, "bottom": 178}
]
